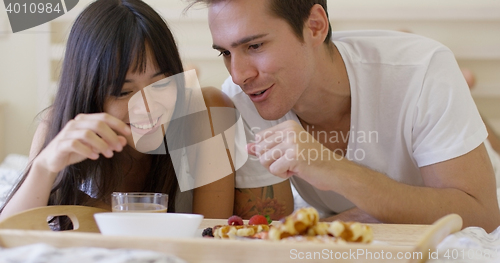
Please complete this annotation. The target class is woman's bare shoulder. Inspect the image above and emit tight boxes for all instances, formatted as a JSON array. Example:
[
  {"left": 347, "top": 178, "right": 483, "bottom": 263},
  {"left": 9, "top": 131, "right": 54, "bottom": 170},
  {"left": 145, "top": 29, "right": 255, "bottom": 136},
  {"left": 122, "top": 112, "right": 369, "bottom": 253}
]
[{"left": 201, "top": 87, "right": 234, "bottom": 108}]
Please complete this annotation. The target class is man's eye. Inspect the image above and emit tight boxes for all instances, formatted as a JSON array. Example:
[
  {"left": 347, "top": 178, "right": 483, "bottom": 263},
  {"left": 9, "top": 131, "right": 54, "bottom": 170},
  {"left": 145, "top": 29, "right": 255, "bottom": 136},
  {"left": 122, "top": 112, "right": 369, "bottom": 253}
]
[
  {"left": 218, "top": 50, "right": 231, "bottom": 57},
  {"left": 249, "top": 43, "right": 262, "bottom": 50}
]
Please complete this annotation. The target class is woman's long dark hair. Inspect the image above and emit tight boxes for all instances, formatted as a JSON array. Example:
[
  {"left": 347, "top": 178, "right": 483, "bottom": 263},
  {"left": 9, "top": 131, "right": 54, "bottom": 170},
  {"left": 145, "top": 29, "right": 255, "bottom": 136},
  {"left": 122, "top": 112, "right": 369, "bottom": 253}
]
[{"left": 1, "top": 0, "right": 184, "bottom": 217}]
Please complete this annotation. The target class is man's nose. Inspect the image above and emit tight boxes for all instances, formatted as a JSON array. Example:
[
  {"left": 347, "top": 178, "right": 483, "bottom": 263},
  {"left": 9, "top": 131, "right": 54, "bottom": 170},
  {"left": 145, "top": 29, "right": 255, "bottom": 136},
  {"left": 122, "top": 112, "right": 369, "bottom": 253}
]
[{"left": 229, "top": 54, "right": 256, "bottom": 86}]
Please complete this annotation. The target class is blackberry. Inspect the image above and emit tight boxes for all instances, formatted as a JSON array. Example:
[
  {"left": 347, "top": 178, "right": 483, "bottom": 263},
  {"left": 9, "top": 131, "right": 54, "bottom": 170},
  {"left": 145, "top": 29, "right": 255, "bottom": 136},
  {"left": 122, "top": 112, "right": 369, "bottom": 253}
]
[{"left": 202, "top": 227, "right": 213, "bottom": 237}]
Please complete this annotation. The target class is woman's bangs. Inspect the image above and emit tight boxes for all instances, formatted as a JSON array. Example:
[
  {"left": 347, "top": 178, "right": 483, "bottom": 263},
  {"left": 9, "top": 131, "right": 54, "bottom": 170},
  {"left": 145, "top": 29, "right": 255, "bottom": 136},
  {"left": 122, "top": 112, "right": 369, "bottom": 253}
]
[{"left": 108, "top": 24, "right": 149, "bottom": 96}]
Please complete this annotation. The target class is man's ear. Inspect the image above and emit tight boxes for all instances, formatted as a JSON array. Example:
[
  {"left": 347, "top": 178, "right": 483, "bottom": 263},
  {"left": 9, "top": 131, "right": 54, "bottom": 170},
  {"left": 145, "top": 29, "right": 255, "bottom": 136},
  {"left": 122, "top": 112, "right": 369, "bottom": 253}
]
[{"left": 304, "top": 4, "right": 330, "bottom": 46}]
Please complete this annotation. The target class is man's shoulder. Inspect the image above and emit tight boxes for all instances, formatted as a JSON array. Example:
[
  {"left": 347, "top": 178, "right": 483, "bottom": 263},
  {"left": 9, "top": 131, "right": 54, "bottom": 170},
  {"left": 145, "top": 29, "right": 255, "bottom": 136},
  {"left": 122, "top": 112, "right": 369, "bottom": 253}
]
[
  {"left": 333, "top": 30, "right": 449, "bottom": 66},
  {"left": 332, "top": 29, "right": 440, "bottom": 44}
]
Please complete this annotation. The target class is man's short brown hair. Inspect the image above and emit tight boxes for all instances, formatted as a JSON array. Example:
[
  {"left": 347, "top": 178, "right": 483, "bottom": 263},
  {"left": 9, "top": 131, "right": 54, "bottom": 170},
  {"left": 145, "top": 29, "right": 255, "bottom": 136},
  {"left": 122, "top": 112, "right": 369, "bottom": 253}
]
[{"left": 188, "top": 0, "right": 332, "bottom": 45}]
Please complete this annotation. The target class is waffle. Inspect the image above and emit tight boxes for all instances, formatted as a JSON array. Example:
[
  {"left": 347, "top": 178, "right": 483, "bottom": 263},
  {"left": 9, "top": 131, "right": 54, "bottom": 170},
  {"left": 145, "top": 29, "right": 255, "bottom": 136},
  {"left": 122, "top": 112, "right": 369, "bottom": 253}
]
[
  {"left": 268, "top": 208, "right": 373, "bottom": 243},
  {"left": 212, "top": 224, "right": 270, "bottom": 239}
]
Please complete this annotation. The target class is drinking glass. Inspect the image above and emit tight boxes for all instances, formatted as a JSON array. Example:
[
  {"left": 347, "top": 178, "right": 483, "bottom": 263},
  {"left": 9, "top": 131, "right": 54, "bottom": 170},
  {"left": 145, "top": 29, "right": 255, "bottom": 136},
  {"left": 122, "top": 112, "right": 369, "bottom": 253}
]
[{"left": 111, "top": 192, "right": 168, "bottom": 213}]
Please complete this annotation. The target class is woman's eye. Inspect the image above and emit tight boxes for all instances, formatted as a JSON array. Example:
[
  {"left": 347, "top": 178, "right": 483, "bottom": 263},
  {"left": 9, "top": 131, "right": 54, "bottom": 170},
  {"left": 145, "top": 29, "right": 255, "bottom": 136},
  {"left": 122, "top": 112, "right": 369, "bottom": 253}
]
[
  {"left": 218, "top": 50, "right": 231, "bottom": 57},
  {"left": 118, "top": 91, "right": 132, "bottom": 97},
  {"left": 151, "top": 80, "right": 171, "bottom": 89}
]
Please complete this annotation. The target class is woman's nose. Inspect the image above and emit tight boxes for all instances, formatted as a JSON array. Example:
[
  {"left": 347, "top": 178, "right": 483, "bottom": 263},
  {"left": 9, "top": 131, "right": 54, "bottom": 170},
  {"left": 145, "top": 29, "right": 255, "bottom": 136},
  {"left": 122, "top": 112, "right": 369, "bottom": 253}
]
[
  {"left": 128, "top": 89, "right": 147, "bottom": 115},
  {"left": 129, "top": 87, "right": 161, "bottom": 115}
]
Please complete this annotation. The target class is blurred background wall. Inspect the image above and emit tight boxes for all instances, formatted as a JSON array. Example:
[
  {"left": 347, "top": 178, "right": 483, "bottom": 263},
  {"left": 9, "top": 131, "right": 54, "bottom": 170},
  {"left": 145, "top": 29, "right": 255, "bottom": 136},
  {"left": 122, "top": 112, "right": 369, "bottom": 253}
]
[{"left": 1, "top": 0, "right": 500, "bottom": 162}]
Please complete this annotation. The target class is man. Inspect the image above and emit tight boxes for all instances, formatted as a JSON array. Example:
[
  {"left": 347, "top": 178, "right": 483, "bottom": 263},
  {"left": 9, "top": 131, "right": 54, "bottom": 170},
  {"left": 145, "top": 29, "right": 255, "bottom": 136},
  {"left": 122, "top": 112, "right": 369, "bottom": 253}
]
[{"left": 189, "top": 0, "right": 500, "bottom": 232}]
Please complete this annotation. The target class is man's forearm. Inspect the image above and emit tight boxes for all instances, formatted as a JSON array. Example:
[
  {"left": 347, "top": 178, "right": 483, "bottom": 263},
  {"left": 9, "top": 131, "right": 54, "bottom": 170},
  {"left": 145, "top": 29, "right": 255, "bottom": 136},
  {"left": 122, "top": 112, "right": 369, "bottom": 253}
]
[
  {"left": 329, "top": 159, "right": 500, "bottom": 232},
  {"left": 320, "top": 207, "right": 380, "bottom": 223}
]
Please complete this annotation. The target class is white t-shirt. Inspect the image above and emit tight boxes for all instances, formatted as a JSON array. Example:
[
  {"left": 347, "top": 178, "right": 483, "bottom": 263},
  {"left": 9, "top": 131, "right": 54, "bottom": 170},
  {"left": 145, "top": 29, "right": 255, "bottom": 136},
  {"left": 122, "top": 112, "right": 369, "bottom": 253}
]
[{"left": 223, "top": 30, "right": 488, "bottom": 216}]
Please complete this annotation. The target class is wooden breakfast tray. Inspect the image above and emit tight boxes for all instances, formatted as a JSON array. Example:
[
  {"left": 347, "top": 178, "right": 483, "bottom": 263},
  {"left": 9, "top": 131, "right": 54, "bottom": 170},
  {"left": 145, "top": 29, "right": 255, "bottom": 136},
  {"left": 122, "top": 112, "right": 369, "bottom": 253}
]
[{"left": 0, "top": 214, "right": 462, "bottom": 263}]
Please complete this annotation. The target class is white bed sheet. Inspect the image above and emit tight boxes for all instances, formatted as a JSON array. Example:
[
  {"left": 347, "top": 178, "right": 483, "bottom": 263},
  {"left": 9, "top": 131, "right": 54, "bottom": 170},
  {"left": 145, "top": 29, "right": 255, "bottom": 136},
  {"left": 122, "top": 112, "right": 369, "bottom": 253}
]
[
  {"left": 0, "top": 154, "right": 28, "bottom": 208},
  {"left": 0, "top": 243, "right": 185, "bottom": 263},
  {"left": 429, "top": 226, "right": 500, "bottom": 263}
]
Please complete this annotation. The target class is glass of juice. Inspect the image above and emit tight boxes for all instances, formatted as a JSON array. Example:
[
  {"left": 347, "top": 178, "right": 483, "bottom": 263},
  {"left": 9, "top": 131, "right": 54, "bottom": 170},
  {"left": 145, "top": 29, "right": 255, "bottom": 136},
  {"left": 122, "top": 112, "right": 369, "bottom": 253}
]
[{"left": 111, "top": 192, "right": 168, "bottom": 213}]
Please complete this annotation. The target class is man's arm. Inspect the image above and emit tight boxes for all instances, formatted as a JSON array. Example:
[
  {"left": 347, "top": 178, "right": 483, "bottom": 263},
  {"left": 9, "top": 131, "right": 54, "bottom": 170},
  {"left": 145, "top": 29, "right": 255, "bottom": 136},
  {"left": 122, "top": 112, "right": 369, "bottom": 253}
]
[
  {"left": 234, "top": 180, "right": 294, "bottom": 220},
  {"left": 320, "top": 207, "right": 380, "bottom": 223},
  {"left": 327, "top": 144, "right": 500, "bottom": 232},
  {"left": 251, "top": 120, "right": 500, "bottom": 232}
]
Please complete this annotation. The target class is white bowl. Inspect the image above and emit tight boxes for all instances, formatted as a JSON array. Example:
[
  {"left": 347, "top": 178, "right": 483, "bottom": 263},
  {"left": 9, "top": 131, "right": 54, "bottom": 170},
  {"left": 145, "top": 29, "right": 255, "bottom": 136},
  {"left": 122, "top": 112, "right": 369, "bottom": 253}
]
[{"left": 94, "top": 212, "right": 203, "bottom": 238}]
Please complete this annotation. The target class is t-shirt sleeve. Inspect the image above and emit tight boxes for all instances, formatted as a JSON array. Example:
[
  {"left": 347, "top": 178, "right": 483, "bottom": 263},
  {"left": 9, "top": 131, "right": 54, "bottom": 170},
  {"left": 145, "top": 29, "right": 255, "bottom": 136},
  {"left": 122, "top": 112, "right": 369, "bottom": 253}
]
[
  {"left": 412, "top": 49, "right": 487, "bottom": 167},
  {"left": 221, "top": 77, "right": 288, "bottom": 188}
]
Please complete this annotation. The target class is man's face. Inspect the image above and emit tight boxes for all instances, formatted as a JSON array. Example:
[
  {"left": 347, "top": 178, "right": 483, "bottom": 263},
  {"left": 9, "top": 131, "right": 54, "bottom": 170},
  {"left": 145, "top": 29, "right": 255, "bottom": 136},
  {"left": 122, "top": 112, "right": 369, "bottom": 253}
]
[{"left": 208, "top": 0, "right": 315, "bottom": 120}]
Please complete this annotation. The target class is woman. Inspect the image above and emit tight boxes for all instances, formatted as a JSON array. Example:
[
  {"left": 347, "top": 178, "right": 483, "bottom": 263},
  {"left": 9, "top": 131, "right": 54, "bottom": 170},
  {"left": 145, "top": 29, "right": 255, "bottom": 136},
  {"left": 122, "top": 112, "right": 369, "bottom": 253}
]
[{"left": 0, "top": 0, "right": 234, "bottom": 222}]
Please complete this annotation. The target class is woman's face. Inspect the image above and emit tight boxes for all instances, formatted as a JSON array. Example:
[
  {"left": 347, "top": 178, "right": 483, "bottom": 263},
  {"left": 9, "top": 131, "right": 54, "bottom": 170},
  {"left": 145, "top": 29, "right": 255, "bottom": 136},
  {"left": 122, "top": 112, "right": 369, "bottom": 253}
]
[{"left": 104, "top": 56, "right": 178, "bottom": 153}]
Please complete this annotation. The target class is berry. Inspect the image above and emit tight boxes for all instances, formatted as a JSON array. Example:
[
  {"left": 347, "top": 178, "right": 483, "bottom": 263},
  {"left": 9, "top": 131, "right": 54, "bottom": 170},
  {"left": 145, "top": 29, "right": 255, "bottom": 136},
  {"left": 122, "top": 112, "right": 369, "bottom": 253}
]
[
  {"left": 228, "top": 215, "right": 244, "bottom": 226},
  {"left": 248, "top": 215, "right": 269, "bottom": 225},
  {"left": 202, "top": 227, "right": 213, "bottom": 237}
]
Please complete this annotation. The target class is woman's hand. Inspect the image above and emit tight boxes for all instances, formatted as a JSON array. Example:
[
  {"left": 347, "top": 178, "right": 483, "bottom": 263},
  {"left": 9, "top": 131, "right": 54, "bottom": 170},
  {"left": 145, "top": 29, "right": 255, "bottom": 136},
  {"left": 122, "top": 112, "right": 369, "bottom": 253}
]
[{"left": 35, "top": 113, "right": 131, "bottom": 174}]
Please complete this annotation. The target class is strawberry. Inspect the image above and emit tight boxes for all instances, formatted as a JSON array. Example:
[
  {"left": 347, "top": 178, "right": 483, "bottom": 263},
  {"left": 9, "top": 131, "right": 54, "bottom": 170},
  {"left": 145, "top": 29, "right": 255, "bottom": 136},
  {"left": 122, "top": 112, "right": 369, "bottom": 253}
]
[
  {"left": 248, "top": 215, "right": 269, "bottom": 225},
  {"left": 228, "top": 215, "right": 243, "bottom": 226}
]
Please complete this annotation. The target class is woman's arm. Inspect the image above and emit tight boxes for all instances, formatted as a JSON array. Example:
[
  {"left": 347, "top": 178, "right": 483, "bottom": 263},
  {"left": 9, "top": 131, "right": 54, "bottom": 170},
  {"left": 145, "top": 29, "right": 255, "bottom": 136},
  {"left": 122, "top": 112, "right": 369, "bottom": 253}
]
[
  {"left": 0, "top": 113, "right": 130, "bottom": 220},
  {"left": 485, "top": 118, "right": 500, "bottom": 154},
  {"left": 191, "top": 87, "right": 235, "bottom": 219},
  {"left": 0, "top": 118, "right": 56, "bottom": 220},
  {"left": 234, "top": 180, "right": 294, "bottom": 220}
]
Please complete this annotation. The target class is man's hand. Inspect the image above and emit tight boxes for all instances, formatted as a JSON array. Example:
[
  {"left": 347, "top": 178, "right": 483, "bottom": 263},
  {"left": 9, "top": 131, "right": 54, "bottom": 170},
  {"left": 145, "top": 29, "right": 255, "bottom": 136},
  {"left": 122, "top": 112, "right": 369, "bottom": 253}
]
[{"left": 247, "top": 120, "right": 338, "bottom": 191}]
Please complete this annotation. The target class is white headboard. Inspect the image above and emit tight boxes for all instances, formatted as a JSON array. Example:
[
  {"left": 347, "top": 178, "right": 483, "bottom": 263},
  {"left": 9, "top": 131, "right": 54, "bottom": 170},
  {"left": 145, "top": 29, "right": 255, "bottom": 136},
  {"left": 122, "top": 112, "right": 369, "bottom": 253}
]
[{"left": 0, "top": 103, "right": 5, "bottom": 162}]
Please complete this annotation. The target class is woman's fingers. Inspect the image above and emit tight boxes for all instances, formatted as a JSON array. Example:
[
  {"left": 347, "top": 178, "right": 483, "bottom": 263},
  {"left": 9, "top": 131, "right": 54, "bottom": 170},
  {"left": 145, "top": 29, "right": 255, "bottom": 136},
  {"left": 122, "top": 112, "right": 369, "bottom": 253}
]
[
  {"left": 36, "top": 113, "right": 131, "bottom": 174},
  {"left": 74, "top": 113, "right": 130, "bottom": 148},
  {"left": 75, "top": 113, "right": 131, "bottom": 135},
  {"left": 63, "top": 129, "right": 115, "bottom": 158},
  {"left": 69, "top": 114, "right": 130, "bottom": 152},
  {"left": 62, "top": 139, "right": 100, "bottom": 160},
  {"left": 117, "top": 135, "right": 128, "bottom": 146}
]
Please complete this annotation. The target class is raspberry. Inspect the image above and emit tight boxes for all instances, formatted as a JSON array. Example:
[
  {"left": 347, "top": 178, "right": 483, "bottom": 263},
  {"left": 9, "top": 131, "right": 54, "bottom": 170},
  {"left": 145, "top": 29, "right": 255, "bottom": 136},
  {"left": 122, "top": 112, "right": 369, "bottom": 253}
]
[
  {"left": 248, "top": 215, "right": 269, "bottom": 225},
  {"left": 228, "top": 215, "right": 244, "bottom": 226},
  {"left": 202, "top": 227, "right": 213, "bottom": 237}
]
